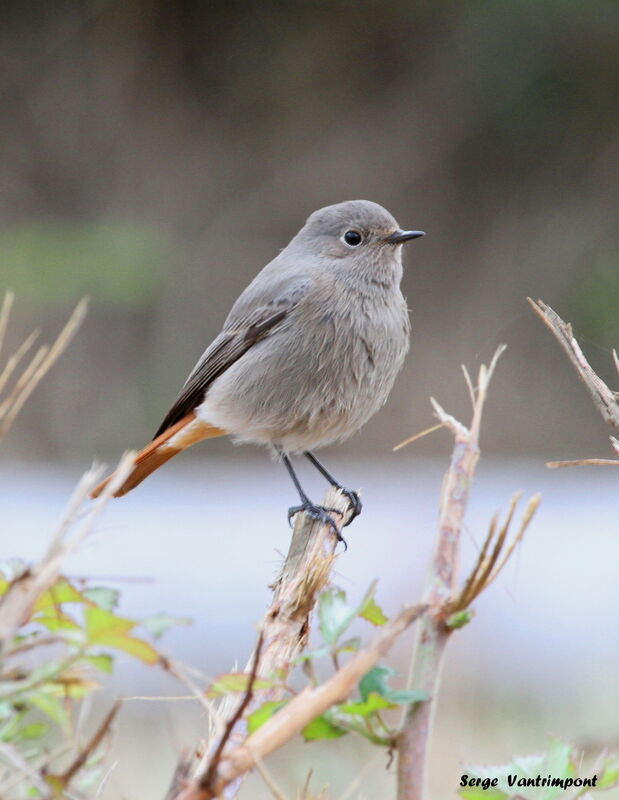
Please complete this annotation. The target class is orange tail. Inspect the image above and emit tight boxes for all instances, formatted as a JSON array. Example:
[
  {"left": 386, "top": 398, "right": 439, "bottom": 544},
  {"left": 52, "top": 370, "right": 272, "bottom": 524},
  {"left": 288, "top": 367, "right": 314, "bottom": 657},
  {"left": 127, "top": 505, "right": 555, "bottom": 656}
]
[{"left": 90, "top": 412, "right": 225, "bottom": 499}]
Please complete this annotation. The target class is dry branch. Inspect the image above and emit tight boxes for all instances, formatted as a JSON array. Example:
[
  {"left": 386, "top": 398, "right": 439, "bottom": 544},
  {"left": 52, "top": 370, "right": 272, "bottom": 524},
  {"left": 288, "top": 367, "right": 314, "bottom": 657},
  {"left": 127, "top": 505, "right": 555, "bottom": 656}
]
[
  {"left": 0, "top": 296, "right": 88, "bottom": 440},
  {"left": 0, "top": 453, "right": 135, "bottom": 654},
  {"left": 528, "top": 298, "right": 619, "bottom": 430},
  {"left": 529, "top": 298, "right": 619, "bottom": 469},
  {"left": 396, "top": 345, "right": 527, "bottom": 800}
]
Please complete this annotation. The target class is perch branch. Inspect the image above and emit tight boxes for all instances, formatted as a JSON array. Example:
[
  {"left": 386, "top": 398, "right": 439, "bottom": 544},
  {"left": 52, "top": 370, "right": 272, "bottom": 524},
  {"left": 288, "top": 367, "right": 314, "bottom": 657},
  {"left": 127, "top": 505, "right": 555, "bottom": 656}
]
[{"left": 167, "top": 488, "right": 355, "bottom": 800}]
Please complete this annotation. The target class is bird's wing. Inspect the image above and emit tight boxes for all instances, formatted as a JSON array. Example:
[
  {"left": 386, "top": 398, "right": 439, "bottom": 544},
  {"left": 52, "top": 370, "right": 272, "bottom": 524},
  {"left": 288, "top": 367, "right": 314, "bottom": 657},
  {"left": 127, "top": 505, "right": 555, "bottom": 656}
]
[{"left": 152, "top": 277, "right": 311, "bottom": 438}]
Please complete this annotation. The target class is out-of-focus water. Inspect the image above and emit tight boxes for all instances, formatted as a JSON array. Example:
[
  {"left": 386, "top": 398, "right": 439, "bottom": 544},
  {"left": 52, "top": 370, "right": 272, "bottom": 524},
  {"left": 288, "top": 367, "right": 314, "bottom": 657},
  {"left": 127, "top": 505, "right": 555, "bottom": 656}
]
[{"left": 1, "top": 455, "right": 617, "bottom": 798}]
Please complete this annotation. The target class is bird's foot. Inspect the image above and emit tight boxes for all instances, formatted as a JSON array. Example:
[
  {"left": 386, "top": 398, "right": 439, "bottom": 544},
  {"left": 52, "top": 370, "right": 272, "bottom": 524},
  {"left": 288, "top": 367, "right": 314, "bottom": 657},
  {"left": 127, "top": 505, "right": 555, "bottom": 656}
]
[
  {"left": 287, "top": 501, "right": 347, "bottom": 549},
  {"left": 336, "top": 487, "right": 362, "bottom": 527}
]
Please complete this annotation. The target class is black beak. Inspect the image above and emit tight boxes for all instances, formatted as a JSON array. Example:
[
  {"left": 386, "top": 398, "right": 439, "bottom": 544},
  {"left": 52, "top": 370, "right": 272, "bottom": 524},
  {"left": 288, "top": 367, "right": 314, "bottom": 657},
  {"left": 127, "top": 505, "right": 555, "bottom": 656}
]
[{"left": 384, "top": 229, "right": 425, "bottom": 244}]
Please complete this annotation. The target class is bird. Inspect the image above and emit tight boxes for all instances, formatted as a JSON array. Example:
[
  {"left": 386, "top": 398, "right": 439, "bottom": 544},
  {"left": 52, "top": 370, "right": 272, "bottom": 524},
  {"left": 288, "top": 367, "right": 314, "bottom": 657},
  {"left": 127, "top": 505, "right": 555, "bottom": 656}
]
[{"left": 92, "top": 200, "right": 424, "bottom": 540}]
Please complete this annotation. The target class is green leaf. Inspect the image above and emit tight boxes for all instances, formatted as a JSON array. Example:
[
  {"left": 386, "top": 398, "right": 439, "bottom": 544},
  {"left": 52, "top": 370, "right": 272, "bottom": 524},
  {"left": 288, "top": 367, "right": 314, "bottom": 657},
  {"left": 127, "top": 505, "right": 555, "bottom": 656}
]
[
  {"left": 597, "top": 755, "right": 619, "bottom": 789},
  {"left": 247, "top": 701, "right": 287, "bottom": 734},
  {"left": 359, "top": 665, "right": 398, "bottom": 702},
  {"left": 33, "top": 611, "right": 81, "bottom": 633},
  {"left": 34, "top": 579, "right": 85, "bottom": 612},
  {"left": 141, "top": 613, "right": 191, "bottom": 640},
  {"left": 459, "top": 739, "right": 578, "bottom": 800},
  {"left": 459, "top": 776, "right": 508, "bottom": 800},
  {"left": 83, "top": 654, "right": 114, "bottom": 674},
  {"left": 358, "top": 582, "right": 389, "bottom": 626},
  {"left": 359, "top": 666, "right": 427, "bottom": 706},
  {"left": 386, "top": 689, "right": 428, "bottom": 704},
  {"left": 339, "top": 692, "right": 395, "bottom": 717},
  {"left": 0, "top": 712, "right": 25, "bottom": 742},
  {"left": 337, "top": 637, "right": 361, "bottom": 654},
  {"left": 206, "top": 672, "right": 276, "bottom": 698},
  {"left": 28, "top": 691, "right": 71, "bottom": 734},
  {"left": 84, "top": 607, "right": 159, "bottom": 664},
  {"left": 318, "top": 589, "right": 357, "bottom": 646},
  {"left": 14, "top": 723, "right": 48, "bottom": 741},
  {"left": 294, "top": 645, "right": 331, "bottom": 663},
  {"left": 82, "top": 587, "right": 119, "bottom": 611},
  {"left": 85, "top": 606, "right": 134, "bottom": 637},
  {"left": 446, "top": 610, "right": 474, "bottom": 629},
  {"left": 302, "top": 714, "right": 347, "bottom": 741}
]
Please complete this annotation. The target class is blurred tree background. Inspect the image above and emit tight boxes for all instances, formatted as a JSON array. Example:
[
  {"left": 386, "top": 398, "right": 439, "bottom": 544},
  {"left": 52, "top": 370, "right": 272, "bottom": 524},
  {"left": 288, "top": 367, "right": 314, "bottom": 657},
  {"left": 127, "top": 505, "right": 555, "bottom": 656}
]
[{"left": 1, "top": 0, "right": 618, "bottom": 461}]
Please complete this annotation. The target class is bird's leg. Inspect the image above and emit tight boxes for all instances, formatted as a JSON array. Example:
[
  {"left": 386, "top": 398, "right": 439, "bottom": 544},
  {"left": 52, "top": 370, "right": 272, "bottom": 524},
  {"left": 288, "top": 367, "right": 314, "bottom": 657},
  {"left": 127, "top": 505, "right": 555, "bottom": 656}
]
[
  {"left": 304, "top": 451, "right": 362, "bottom": 526},
  {"left": 280, "top": 452, "right": 346, "bottom": 547}
]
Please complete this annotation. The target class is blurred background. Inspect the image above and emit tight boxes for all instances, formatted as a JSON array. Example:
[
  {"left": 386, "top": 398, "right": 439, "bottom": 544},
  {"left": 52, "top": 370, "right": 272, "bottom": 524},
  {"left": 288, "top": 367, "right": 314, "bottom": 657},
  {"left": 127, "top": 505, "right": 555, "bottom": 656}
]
[{"left": 1, "top": 0, "right": 618, "bottom": 798}]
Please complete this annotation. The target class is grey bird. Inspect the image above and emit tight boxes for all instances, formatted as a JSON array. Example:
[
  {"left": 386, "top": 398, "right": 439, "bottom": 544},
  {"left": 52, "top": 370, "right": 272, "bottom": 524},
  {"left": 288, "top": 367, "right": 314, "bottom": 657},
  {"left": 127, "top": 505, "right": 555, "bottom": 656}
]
[{"left": 92, "top": 200, "right": 424, "bottom": 538}]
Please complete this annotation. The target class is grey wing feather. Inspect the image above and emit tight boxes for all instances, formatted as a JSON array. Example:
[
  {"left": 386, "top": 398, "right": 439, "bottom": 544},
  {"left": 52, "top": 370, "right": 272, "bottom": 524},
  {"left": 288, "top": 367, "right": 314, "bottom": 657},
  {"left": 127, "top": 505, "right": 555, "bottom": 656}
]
[{"left": 152, "top": 276, "right": 311, "bottom": 438}]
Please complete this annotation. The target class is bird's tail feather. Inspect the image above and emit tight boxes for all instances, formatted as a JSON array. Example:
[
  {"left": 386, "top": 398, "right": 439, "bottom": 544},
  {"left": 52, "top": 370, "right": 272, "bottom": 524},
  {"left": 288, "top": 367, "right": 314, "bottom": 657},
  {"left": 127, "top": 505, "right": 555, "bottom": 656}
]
[{"left": 90, "top": 412, "right": 225, "bottom": 498}]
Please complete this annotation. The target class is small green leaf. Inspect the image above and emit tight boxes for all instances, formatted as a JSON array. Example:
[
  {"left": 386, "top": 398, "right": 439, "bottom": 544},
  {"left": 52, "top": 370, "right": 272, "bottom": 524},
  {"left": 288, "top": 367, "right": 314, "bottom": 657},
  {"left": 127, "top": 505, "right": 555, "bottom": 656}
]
[
  {"left": 359, "top": 666, "right": 427, "bottom": 706},
  {"left": 34, "top": 579, "right": 85, "bottom": 612},
  {"left": 294, "top": 645, "right": 331, "bottom": 663},
  {"left": 359, "top": 666, "right": 396, "bottom": 702},
  {"left": 33, "top": 611, "right": 81, "bottom": 633},
  {"left": 339, "top": 692, "right": 395, "bottom": 717},
  {"left": 446, "top": 610, "right": 474, "bottom": 629},
  {"left": 14, "top": 722, "right": 48, "bottom": 741},
  {"left": 85, "top": 607, "right": 134, "bottom": 638},
  {"left": 337, "top": 637, "right": 361, "bottom": 654},
  {"left": 247, "top": 701, "right": 287, "bottom": 734},
  {"left": 83, "top": 654, "right": 114, "bottom": 674},
  {"left": 28, "top": 691, "right": 71, "bottom": 734},
  {"left": 206, "top": 672, "right": 276, "bottom": 698},
  {"left": 141, "top": 613, "right": 191, "bottom": 640},
  {"left": 358, "top": 582, "right": 389, "bottom": 626},
  {"left": 82, "top": 587, "right": 119, "bottom": 611},
  {"left": 318, "top": 589, "right": 357, "bottom": 646},
  {"left": 302, "top": 714, "right": 347, "bottom": 741},
  {"left": 386, "top": 689, "right": 428, "bottom": 704},
  {"left": 84, "top": 607, "right": 159, "bottom": 664},
  {"left": 597, "top": 755, "right": 619, "bottom": 789}
]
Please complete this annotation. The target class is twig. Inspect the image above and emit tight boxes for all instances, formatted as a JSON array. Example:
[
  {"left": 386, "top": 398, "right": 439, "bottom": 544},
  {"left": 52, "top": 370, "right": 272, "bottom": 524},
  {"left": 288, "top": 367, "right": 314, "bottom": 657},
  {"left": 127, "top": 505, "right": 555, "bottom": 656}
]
[
  {"left": 0, "top": 453, "right": 135, "bottom": 653},
  {"left": 528, "top": 298, "right": 619, "bottom": 431},
  {"left": 251, "top": 753, "right": 287, "bottom": 800},
  {"left": 200, "top": 631, "right": 265, "bottom": 791},
  {"left": 393, "top": 423, "right": 445, "bottom": 451},
  {"left": 396, "top": 345, "right": 506, "bottom": 800},
  {"left": 0, "top": 298, "right": 88, "bottom": 439},
  {"left": 0, "top": 741, "right": 52, "bottom": 798},
  {"left": 174, "top": 603, "right": 426, "bottom": 800},
  {"left": 53, "top": 701, "right": 120, "bottom": 787},
  {"left": 0, "top": 291, "right": 14, "bottom": 354},
  {"left": 449, "top": 493, "right": 540, "bottom": 614},
  {"left": 547, "top": 458, "right": 619, "bottom": 468}
]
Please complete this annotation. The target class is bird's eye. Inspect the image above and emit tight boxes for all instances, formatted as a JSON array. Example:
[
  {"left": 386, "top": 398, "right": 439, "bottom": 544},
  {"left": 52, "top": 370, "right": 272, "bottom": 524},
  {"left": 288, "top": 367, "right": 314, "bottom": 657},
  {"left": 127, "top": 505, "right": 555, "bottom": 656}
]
[{"left": 343, "top": 230, "right": 362, "bottom": 246}]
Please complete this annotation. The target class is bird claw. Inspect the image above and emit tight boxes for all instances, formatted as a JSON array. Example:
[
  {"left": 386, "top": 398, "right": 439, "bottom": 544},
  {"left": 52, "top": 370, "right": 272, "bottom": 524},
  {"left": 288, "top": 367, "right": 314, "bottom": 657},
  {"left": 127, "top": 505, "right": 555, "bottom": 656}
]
[
  {"left": 287, "top": 502, "right": 348, "bottom": 549},
  {"left": 337, "top": 488, "right": 362, "bottom": 527}
]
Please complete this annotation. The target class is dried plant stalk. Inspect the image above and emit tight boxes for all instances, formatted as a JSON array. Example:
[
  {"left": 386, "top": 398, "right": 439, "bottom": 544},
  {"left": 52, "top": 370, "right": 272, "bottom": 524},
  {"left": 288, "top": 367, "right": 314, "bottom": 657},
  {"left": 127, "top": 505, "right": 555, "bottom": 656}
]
[
  {"left": 0, "top": 296, "right": 88, "bottom": 440},
  {"left": 396, "top": 346, "right": 505, "bottom": 800}
]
